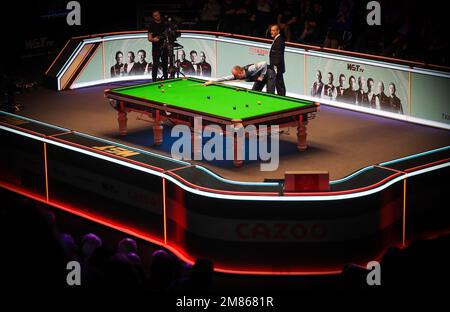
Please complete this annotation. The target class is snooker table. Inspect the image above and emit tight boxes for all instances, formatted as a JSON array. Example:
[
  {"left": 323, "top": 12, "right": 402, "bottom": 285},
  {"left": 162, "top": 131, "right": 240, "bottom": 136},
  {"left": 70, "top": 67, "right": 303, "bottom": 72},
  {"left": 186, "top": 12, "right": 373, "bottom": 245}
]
[{"left": 105, "top": 77, "right": 319, "bottom": 166}]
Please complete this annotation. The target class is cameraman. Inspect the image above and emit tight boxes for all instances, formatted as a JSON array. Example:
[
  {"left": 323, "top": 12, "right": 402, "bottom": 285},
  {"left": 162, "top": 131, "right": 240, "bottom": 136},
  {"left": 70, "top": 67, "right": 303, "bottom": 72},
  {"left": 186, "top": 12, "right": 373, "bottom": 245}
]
[{"left": 147, "top": 10, "right": 168, "bottom": 81}]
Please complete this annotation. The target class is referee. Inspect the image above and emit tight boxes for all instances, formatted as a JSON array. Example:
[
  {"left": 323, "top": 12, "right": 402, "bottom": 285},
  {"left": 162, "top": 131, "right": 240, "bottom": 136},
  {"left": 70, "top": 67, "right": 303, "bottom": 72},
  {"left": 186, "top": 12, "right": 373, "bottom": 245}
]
[{"left": 269, "top": 24, "right": 286, "bottom": 96}]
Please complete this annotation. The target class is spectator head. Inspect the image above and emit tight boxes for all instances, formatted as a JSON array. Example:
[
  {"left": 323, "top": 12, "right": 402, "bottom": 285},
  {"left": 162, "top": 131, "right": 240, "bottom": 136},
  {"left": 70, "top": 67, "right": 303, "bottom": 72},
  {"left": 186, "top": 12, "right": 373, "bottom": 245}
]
[
  {"left": 60, "top": 233, "right": 75, "bottom": 245},
  {"left": 327, "top": 72, "right": 333, "bottom": 84},
  {"left": 150, "top": 249, "right": 176, "bottom": 288},
  {"left": 152, "top": 10, "right": 162, "bottom": 23},
  {"left": 60, "top": 233, "right": 78, "bottom": 261},
  {"left": 270, "top": 24, "right": 280, "bottom": 38},
  {"left": 190, "top": 50, "right": 197, "bottom": 63},
  {"left": 105, "top": 252, "right": 141, "bottom": 289},
  {"left": 137, "top": 50, "right": 146, "bottom": 62},
  {"left": 378, "top": 81, "right": 385, "bottom": 93},
  {"left": 127, "top": 51, "right": 135, "bottom": 63},
  {"left": 126, "top": 252, "right": 142, "bottom": 265},
  {"left": 389, "top": 83, "right": 396, "bottom": 95},
  {"left": 313, "top": 1, "right": 323, "bottom": 13},
  {"left": 118, "top": 237, "right": 138, "bottom": 254},
  {"left": 339, "top": 73, "right": 346, "bottom": 86},
  {"left": 339, "top": 0, "right": 352, "bottom": 14},
  {"left": 115, "top": 51, "right": 123, "bottom": 64},
  {"left": 81, "top": 233, "right": 102, "bottom": 261},
  {"left": 232, "top": 65, "right": 246, "bottom": 79}
]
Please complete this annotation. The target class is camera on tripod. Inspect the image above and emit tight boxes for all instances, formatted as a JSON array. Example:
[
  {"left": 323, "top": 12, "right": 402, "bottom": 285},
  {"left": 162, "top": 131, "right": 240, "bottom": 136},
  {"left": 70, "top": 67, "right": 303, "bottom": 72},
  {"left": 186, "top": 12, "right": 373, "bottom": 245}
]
[
  {"left": 160, "top": 16, "right": 180, "bottom": 48},
  {"left": 160, "top": 16, "right": 184, "bottom": 79}
]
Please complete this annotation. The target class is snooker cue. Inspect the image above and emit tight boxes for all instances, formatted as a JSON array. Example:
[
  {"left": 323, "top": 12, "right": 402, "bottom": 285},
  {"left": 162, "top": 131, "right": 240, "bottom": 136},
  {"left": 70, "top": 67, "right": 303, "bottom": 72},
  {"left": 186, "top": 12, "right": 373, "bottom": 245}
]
[{"left": 186, "top": 79, "right": 247, "bottom": 86}]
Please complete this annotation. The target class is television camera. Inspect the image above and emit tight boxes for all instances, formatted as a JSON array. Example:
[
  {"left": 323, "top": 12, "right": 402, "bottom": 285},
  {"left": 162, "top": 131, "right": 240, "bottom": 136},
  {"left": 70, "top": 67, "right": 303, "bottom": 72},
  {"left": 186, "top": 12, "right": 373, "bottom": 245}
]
[{"left": 160, "top": 16, "right": 184, "bottom": 79}]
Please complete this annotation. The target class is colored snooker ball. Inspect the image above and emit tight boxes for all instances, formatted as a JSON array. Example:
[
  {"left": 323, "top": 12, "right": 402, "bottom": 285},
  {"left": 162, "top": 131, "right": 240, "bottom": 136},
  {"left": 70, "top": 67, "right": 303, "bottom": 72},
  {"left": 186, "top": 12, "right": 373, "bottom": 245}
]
[
  {"left": 161, "top": 89, "right": 165, "bottom": 93},
  {"left": 207, "top": 96, "right": 211, "bottom": 99},
  {"left": 257, "top": 101, "right": 261, "bottom": 105},
  {"left": 168, "top": 84, "right": 172, "bottom": 88}
]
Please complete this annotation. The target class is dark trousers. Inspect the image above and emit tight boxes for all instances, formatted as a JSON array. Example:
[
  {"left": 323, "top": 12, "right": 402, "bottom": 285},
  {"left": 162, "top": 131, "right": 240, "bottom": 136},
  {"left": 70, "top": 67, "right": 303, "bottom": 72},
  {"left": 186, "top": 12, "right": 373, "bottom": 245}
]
[
  {"left": 252, "top": 68, "right": 276, "bottom": 94},
  {"left": 275, "top": 72, "right": 286, "bottom": 96},
  {"left": 152, "top": 48, "right": 168, "bottom": 81}
]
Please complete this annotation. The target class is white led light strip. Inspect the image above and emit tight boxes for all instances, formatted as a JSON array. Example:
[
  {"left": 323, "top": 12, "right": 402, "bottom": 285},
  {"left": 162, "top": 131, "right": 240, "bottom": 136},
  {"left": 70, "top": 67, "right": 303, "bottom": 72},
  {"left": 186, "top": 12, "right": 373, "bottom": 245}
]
[{"left": 2, "top": 125, "right": 448, "bottom": 202}]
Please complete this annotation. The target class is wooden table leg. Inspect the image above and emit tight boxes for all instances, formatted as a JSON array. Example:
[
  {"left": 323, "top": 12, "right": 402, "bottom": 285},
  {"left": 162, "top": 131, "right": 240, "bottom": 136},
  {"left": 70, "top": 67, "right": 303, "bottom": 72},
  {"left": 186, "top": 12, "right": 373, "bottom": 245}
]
[
  {"left": 297, "top": 114, "right": 308, "bottom": 151},
  {"left": 153, "top": 109, "right": 163, "bottom": 146},
  {"left": 117, "top": 101, "right": 128, "bottom": 135},
  {"left": 232, "top": 121, "right": 244, "bottom": 167}
]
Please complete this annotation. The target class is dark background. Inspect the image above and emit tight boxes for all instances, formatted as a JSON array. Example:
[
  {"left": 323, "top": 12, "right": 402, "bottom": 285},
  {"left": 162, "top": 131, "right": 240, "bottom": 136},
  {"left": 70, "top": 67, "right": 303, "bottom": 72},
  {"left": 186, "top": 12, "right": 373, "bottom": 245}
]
[{"left": 1, "top": 0, "right": 449, "bottom": 82}]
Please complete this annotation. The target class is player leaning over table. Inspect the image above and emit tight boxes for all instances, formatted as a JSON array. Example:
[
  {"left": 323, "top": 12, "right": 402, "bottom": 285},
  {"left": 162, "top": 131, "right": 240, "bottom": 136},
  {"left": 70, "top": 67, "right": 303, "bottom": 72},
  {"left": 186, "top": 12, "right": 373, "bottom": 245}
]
[{"left": 203, "top": 61, "right": 276, "bottom": 94}]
